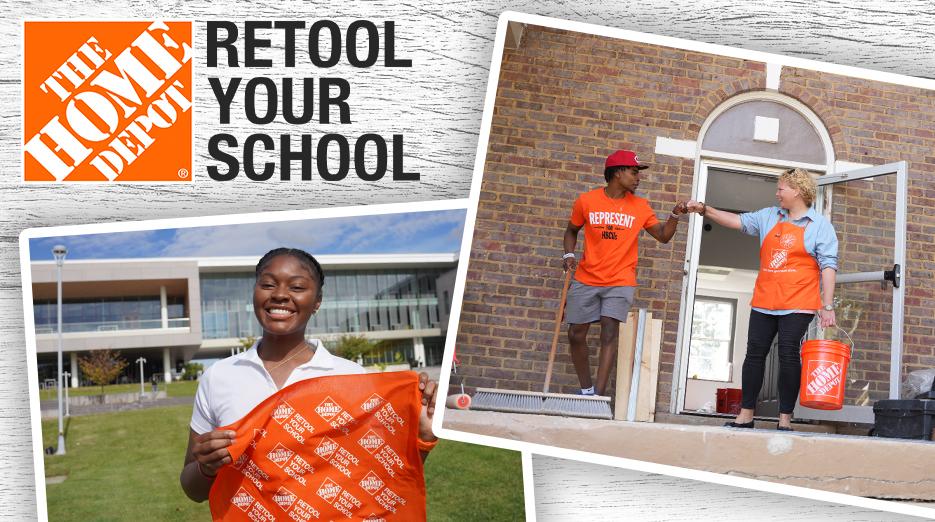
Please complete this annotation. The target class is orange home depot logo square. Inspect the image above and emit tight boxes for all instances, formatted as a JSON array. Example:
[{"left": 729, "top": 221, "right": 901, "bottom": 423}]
[{"left": 23, "top": 21, "right": 192, "bottom": 182}]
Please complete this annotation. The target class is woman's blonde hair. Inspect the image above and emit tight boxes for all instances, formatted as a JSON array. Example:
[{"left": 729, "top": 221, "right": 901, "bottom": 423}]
[{"left": 779, "top": 168, "right": 818, "bottom": 207}]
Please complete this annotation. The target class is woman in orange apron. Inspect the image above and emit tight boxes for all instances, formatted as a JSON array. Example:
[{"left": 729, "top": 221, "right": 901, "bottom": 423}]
[{"left": 686, "top": 168, "right": 838, "bottom": 431}]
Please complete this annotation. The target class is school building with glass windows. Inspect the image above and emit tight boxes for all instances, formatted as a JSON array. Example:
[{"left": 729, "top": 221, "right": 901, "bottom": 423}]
[{"left": 30, "top": 254, "right": 457, "bottom": 387}]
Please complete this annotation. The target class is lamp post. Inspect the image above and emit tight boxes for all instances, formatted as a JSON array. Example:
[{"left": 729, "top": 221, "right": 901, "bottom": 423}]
[
  {"left": 62, "top": 371, "right": 70, "bottom": 417},
  {"left": 136, "top": 357, "right": 147, "bottom": 399},
  {"left": 52, "top": 244, "right": 67, "bottom": 456}
]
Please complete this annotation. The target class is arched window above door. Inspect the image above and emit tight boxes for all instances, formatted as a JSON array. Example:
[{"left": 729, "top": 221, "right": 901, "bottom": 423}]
[{"left": 700, "top": 93, "right": 832, "bottom": 169}]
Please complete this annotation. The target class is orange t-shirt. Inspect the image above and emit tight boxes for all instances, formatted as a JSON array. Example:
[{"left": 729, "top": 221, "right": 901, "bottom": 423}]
[
  {"left": 208, "top": 372, "right": 426, "bottom": 521},
  {"left": 570, "top": 188, "right": 659, "bottom": 287}
]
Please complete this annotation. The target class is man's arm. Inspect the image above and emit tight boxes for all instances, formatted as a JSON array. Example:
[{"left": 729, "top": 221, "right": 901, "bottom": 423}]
[
  {"left": 644, "top": 202, "right": 686, "bottom": 244},
  {"left": 563, "top": 221, "right": 582, "bottom": 271},
  {"left": 686, "top": 201, "right": 743, "bottom": 230}
]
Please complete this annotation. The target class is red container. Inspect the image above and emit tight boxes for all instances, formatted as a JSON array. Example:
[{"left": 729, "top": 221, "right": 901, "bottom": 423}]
[{"left": 716, "top": 388, "right": 742, "bottom": 414}]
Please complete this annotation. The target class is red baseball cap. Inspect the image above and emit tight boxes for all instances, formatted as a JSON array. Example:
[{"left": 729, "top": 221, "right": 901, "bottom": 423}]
[{"left": 605, "top": 150, "right": 649, "bottom": 170}]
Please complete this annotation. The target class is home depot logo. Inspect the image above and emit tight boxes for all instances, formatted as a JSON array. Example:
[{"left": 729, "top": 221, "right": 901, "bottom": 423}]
[
  {"left": 358, "top": 430, "right": 385, "bottom": 454},
  {"left": 359, "top": 471, "right": 384, "bottom": 495},
  {"left": 272, "top": 401, "right": 296, "bottom": 424},
  {"left": 231, "top": 487, "right": 255, "bottom": 512},
  {"left": 266, "top": 443, "right": 294, "bottom": 467},
  {"left": 314, "top": 436, "right": 339, "bottom": 460},
  {"left": 361, "top": 393, "right": 386, "bottom": 413},
  {"left": 806, "top": 361, "right": 842, "bottom": 396},
  {"left": 317, "top": 478, "right": 342, "bottom": 504},
  {"left": 273, "top": 486, "right": 298, "bottom": 511},
  {"left": 768, "top": 249, "right": 789, "bottom": 270},
  {"left": 23, "top": 21, "right": 192, "bottom": 182},
  {"left": 315, "top": 396, "right": 343, "bottom": 420}
]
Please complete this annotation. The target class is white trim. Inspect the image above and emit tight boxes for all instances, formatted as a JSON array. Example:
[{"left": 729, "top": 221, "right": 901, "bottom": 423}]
[
  {"left": 700, "top": 150, "right": 827, "bottom": 173},
  {"left": 833, "top": 160, "right": 874, "bottom": 174},
  {"left": 654, "top": 136, "right": 696, "bottom": 159},
  {"left": 522, "top": 452, "right": 538, "bottom": 522},
  {"left": 31, "top": 253, "right": 459, "bottom": 268},
  {"left": 766, "top": 63, "right": 782, "bottom": 90}
]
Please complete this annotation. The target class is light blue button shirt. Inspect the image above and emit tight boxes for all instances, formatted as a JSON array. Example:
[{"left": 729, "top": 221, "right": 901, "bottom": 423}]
[{"left": 739, "top": 206, "right": 838, "bottom": 315}]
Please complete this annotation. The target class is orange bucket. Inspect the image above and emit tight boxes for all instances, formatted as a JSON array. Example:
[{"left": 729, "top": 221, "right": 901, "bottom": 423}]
[{"left": 799, "top": 338, "right": 851, "bottom": 410}]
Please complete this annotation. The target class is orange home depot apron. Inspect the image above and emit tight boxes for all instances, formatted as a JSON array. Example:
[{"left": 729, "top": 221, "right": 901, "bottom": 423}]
[
  {"left": 208, "top": 372, "right": 426, "bottom": 522},
  {"left": 750, "top": 220, "right": 822, "bottom": 311}
]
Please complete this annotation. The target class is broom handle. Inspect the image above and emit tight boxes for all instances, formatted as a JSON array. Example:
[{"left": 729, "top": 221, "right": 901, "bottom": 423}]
[{"left": 543, "top": 269, "right": 573, "bottom": 394}]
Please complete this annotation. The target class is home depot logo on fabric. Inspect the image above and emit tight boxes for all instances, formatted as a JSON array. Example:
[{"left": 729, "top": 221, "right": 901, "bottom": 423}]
[
  {"left": 267, "top": 443, "right": 295, "bottom": 467},
  {"left": 358, "top": 430, "right": 385, "bottom": 454},
  {"left": 361, "top": 393, "right": 387, "bottom": 413},
  {"left": 779, "top": 233, "right": 797, "bottom": 249},
  {"left": 317, "top": 478, "right": 343, "bottom": 504},
  {"left": 272, "top": 486, "right": 298, "bottom": 511},
  {"left": 273, "top": 401, "right": 296, "bottom": 423},
  {"left": 315, "top": 437, "right": 340, "bottom": 460},
  {"left": 359, "top": 471, "right": 385, "bottom": 495},
  {"left": 768, "top": 249, "right": 789, "bottom": 270},
  {"left": 232, "top": 488, "right": 255, "bottom": 512},
  {"left": 317, "top": 396, "right": 358, "bottom": 434},
  {"left": 316, "top": 397, "right": 343, "bottom": 420},
  {"left": 23, "top": 21, "right": 192, "bottom": 182}
]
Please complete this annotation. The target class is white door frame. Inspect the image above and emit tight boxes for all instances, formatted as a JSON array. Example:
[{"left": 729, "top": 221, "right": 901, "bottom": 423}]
[
  {"left": 670, "top": 91, "right": 837, "bottom": 415},
  {"left": 671, "top": 157, "right": 826, "bottom": 414},
  {"left": 792, "top": 161, "right": 908, "bottom": 423}
]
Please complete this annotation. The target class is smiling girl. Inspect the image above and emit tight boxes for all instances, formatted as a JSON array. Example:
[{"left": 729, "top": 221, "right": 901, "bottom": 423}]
[{"left": 179, "top": 248, "right": 438, "bottom": 502}]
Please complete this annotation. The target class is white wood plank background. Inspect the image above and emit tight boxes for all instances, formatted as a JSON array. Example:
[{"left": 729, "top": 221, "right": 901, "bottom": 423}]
[
  {"left": 532, "top": 455, "right": 929, "bottom": 521},
  {"left": 2, "top": 1, "right": 934, "bottom": 519}
]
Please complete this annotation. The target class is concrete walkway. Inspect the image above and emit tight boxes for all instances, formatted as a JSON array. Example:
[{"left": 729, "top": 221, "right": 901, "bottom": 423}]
[
  {"left": 40, "top": 396, "right": 194, "bottom": 418},
  {"left": 443, "top": 409, "right": 935, "bottom": 501}
]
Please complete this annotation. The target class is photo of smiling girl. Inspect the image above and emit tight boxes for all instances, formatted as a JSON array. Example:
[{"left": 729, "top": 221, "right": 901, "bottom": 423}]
[{"left": 179, "top": 247, "right": 439, "bottom": 505}]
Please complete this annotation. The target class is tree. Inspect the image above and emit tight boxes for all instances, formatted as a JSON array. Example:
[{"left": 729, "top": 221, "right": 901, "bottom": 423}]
[
  {"left": 78, "top": 349, "right": 128, "bottom": 399},
  {"left": 238, "top": 336, "right": 256, "bottom": 353},
  {"left": 181, "top": 362, "right": 204, "bottom": 381},
  {"left": 331, "top": 335, "right": 384, "bottom": 364}
]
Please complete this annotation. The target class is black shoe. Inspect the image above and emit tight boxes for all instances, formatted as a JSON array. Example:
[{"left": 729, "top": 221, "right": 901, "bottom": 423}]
[
  {"left": 724, "top": 421, "right": 755, "bottom": 428},
  {"left": 777, "top": 425, "right": 793, "bottom": 432}
]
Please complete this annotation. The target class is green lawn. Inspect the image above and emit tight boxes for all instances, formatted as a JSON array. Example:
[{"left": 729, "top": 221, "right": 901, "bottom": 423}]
[
  {"left": 42, "top": 406, "right": 524, "bottom": 521},
  {"left": 39, "top": 380, "right": 199, "bottom": 401}
]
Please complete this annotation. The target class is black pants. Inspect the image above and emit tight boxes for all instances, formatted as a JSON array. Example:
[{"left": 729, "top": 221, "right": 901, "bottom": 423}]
[{"left": 742, "top": 310, "right": 814, "bottom": 414}]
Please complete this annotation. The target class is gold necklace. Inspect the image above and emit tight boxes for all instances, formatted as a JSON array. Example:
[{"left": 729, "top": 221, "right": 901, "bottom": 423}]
[{"left": 262, "top": 341, "right": 312, "bottom": 372}]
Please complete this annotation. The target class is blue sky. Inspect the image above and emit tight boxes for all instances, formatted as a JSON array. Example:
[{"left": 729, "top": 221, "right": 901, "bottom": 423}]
[{"left": 29, "top": 209, "right": 466, "bottom": 260}]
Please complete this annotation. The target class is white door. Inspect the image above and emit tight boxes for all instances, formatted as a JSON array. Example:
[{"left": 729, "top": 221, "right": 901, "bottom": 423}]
[{"left": 794, "top": 161, "right": 908, "bottom": 423}]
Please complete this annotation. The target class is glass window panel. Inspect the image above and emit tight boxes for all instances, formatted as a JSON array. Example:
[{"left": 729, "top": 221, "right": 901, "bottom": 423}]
[{"left": 688, "top": 298, "right": 735, "bottom": 382}]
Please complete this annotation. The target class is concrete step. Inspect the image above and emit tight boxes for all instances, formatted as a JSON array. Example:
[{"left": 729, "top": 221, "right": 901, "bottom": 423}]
[{"left": 443, "top": 409, "right": 935, "bottom": 501}]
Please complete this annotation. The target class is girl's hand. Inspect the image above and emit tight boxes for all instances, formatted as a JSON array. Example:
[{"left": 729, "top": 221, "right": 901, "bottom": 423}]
[
  {"left": 191, "top": 430, "right": 236, "bottom": 477},
  {"left": 819, "top": 309, "right": 836, "bottom": 328},
  {"left": 417, "top": 372, "right": 438, "bottom": 443}
]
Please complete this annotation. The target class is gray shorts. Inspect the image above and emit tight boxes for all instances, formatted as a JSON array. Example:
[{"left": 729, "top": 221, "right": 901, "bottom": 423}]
[{"left": 565, "top": 280, "right": 635, "bottom": 324}]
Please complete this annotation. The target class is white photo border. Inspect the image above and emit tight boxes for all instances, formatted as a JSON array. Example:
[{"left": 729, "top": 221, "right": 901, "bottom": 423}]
[
  {"left": 431, "top": 10, "right": 935, "bottom": 520},
  {"left": 20, "top": 198, "right": 474, "bottom": 522}
]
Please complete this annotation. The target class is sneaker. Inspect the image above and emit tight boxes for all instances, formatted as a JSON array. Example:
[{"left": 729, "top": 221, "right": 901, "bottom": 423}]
[{"left": 577, "top": 388, "right": 596, "bottom": 396}]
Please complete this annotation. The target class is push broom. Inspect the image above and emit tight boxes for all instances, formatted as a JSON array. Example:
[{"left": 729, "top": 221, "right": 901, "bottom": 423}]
[{"left": 471, "top": 270, "right": 613, "bottom": 420}]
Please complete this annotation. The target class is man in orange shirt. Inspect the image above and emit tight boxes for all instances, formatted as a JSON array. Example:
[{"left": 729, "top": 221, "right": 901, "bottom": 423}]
[{"left": 562, "top": 150, "right": 686, "bottom": 396}]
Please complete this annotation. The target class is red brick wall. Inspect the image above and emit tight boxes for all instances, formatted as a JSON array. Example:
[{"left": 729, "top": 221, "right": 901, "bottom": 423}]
[{"left": 454, "top": 24, "right": 935, "bottom": 411}]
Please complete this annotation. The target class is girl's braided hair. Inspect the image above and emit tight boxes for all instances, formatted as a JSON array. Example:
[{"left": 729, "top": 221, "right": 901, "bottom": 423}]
[{"left": 255, "top": 248, "right": 324, "bottom": 298}]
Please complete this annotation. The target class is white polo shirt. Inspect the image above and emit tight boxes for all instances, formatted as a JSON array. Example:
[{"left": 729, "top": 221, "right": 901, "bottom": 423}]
[{"left": 190, "top": 339, "right": 365, "bottom": 434}]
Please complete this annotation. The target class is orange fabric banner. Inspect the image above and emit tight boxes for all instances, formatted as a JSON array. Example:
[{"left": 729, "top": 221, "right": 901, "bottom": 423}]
[{"left": 208, "top": 371, "right": 426, "bottom": 521}]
